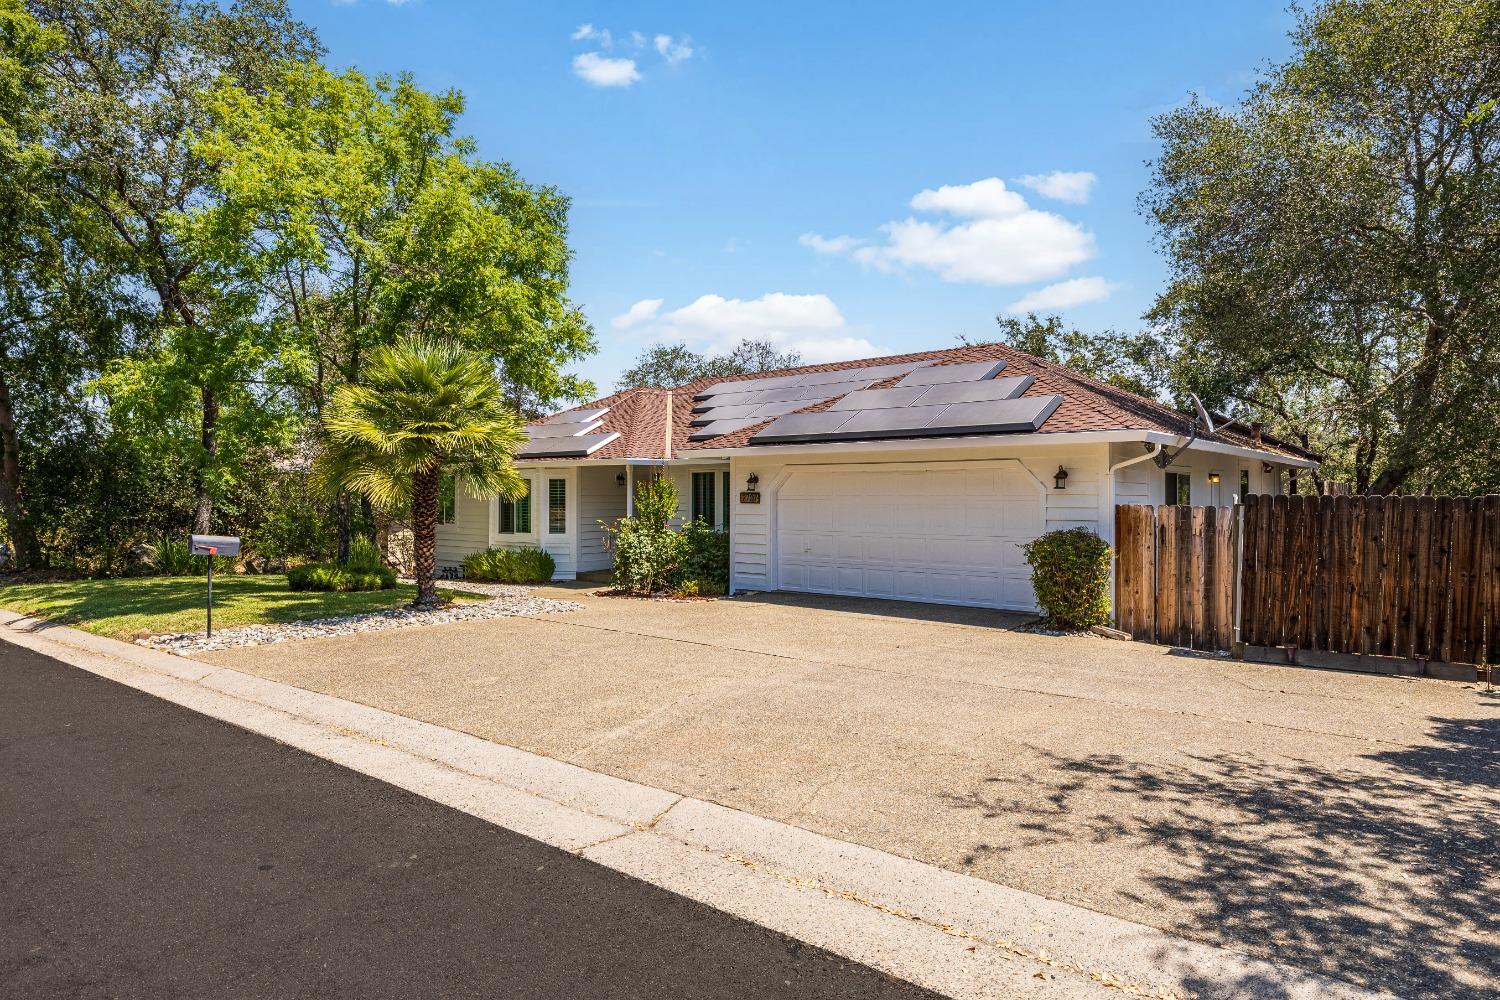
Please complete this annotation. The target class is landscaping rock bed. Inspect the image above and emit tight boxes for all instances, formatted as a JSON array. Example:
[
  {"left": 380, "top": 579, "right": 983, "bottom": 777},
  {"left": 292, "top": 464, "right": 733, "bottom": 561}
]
[{"left": 139, "top": 585, "right": 580, "bottom": 654}]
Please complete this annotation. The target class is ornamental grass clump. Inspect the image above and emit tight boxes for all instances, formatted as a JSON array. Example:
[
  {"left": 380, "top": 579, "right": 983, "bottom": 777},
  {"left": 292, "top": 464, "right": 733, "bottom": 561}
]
[
  {"left": 461, "top": 546, "right": 556, "bottom": 584},
  {"left": 1022, "top": 527, "right": 1113, "bottom": 630}
]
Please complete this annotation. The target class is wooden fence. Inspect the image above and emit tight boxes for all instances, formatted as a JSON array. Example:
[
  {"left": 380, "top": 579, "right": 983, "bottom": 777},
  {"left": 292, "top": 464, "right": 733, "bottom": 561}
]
[
  {"left": 1114, "top": 503, "right": 1239, "bottom": 650},
  {"left": 1239, "top": 494, "right": 1500, "bottom": 664},
  {"left": 1115, "top": 495, "right": 1500, "bottom": 664}
]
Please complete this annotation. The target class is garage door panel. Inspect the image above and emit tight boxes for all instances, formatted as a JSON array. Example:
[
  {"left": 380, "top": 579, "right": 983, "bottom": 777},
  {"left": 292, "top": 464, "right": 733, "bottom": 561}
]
[{"left": 776, "top": 465, "right": 1044, "bottom": 611}]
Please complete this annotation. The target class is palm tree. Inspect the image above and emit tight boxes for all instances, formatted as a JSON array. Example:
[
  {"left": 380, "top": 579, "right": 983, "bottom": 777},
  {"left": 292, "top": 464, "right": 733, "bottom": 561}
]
[{"left": 316, "top": 338, "right": 526, "bottom": 608}]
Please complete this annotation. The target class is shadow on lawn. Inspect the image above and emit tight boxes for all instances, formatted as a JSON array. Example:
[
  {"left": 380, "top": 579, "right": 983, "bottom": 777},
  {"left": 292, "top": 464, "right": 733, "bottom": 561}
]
[{"left": 942, "top": 709, "right": 1500, "bottom": 999}]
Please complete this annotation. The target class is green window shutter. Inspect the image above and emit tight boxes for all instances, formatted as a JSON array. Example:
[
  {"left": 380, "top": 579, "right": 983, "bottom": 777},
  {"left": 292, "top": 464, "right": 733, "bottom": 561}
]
[
  {"left": 499, "top": 481, "right": 532, "bottom": 533},
  {"left": 548, "top": 478, "right": 566, "bottom": 534},
  {"left": 691, "top": 471, "right": 715, "bottom": 525},
  {"left": 517, "top": 481, "right": 532, "bottom": 533}
]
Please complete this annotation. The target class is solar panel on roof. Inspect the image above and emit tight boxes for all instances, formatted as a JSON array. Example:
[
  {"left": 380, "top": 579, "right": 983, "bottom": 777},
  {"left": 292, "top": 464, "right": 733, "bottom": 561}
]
[
  {"left": 893, "top": 360, "right": 1007, "bottom": 388},
  {"left": 922, "top": 395, "right": 1061, "bottom": 434},
  {"left": 747, "top": 411, "right": 855, "bottom": 443},
  {"left": 694, "top": 373, "right": 808, "bottom": 399},
  {"left": 543, "top": 406, "right": 610, "bottom": 425},
  {"left": 516, "top": 431, "right": 621, "bottom": 458},
  {"left": 687, "top": 418, "right": 763, "bottom": 441},
  {"left": 796, "top": 361, "right": 927, "bottom": 386},
  {"left": 689, "top": 401, "right": 764, "bottom": 424},
  {"left": 745, "top": 398, "right": 812, "bottom": 419},
  {"left": 826, "top": 387, "right": 933, "bottom": 411},
  {"left": 912, "top": 375, "right": 1034, "bottom": 406},
  {"left": 525, "top": 419, "right": 605, "bottom": 438},
  {"left": 837, "top": 407, "right": 944, "bottom": 434}
]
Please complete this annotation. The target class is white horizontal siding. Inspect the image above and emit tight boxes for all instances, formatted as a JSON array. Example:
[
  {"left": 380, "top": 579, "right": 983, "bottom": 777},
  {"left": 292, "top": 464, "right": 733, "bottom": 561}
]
[{"left": 577, "top": 465, "right": 625, "bottom": 572}]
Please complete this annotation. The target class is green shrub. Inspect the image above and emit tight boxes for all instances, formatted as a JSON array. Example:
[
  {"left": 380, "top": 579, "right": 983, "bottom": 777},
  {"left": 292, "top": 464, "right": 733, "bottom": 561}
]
[
  {"left": 154, "top": 537, "right": 197, "bottom": 576},
  {"left": 287, "top": 562, "right": 396, "bottom": 592},
  {"left": 1022, "top": 527, "right": 1112, "bottom": 629},
  {"left": 462, "top": 546, "right": 556, "bottom": 584},
  {"left": 676, "top": 518, "right": 729, "bottom": 591},
  {"left": 345, "top": 535, "right": 384, "bottom": 572},
  {"left": 510, "top": 546, "right": 556, "bottom": 583},
  {"left": 672, "top": 577, "right": 726, "bottom": 598},
  {"left": 633, "top": 475, "right": 678, "bottom": 530},
  {"left": 607, "top": 516, "right": 685, "bottom": 594}
]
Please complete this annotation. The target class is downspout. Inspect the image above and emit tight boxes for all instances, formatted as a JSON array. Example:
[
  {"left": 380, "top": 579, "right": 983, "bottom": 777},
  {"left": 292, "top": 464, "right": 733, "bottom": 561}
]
[{"left": 1109, "top": 441, "right": 1165, "bottom": 480}]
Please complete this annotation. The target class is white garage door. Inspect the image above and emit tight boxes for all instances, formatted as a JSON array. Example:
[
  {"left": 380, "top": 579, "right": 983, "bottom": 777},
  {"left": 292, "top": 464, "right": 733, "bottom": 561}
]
[{"left": 775, "top": 463, "right": 1044, "bottom": 610}]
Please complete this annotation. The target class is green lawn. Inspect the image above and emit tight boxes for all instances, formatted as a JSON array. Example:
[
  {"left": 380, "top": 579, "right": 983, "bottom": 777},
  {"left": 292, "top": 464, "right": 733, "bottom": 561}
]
[{"left": 0, "top": 575, "right": 474, "bottom": 640}]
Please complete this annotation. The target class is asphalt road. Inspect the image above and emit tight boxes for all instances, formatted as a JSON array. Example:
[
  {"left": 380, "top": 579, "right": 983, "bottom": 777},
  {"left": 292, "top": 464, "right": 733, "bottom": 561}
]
[{"left": 0, "top": 642, "right": 939, "bottom": 1000}]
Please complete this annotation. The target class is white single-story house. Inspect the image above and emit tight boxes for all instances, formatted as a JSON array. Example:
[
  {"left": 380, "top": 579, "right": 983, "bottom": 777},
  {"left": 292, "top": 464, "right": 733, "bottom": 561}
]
[{"left": 436, "top": 343, "right": 1317, "bottom": 611}]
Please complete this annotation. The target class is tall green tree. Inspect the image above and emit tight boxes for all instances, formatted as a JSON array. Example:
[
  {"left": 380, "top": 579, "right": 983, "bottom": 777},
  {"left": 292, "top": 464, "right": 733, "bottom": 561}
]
[
  {"left": 616, "top": 338, "right": 802, "bottom": 391},
  {"left": 186, "top": 61, "right": 595, "bottom": 551},
  {"left": 0, "top": 0, "right": 134, "bottom": 567},
  {"left": 316, "top": 339, "right": 526, "bottom": 608},
  {"left": 35, "top": 0, "right": 321, "bottom": 533},
  {"left": 1145, "top": 0, "right": 1500, "bottom": 493}
]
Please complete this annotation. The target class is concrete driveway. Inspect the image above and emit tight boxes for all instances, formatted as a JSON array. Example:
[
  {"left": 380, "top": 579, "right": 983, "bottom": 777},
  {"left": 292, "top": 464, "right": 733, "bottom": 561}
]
[{"left": 197, "top": 585, "right": 1500, "bottom": 999}]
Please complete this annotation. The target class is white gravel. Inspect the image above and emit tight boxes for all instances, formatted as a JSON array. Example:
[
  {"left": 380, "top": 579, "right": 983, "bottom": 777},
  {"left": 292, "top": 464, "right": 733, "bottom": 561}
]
[{"left": 140, "top": 584, "right": 580, "bottom": 654}]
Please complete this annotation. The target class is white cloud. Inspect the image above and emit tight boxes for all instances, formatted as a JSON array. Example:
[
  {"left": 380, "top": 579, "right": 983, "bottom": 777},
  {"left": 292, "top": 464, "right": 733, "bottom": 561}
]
[
  {"left": 1004, "top": 276, "right": 1120, "bottom": 314},
  {"left": 1016, "top": 170, "right": 1096, "bottom": 204},
  {"left": 799, "top": 232, "right": 865, "bottom": 254},
  {"left": 645, "top": 292, "right": 882, "bottom": 363},
  {"left": 909, "top": 177, "right": 1028, "bottom": 218},
  {"left": 801, "top": 177, "right": 1096, "bottom": 285},
  {"left": 611, "top": 298, "right": 663, "bottom": 329},
  {"left": 572, "top": 52, "right": 640, "bottom": 88},
  {"left": 571, "top": 23, "right": 612, "bottom": 46},
  {"left": 653, "top": 33, "right": 694, "bottom": 64}
]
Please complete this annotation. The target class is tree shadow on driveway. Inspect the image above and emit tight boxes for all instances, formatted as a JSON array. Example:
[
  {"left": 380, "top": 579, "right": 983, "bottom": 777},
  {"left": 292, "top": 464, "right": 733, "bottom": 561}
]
[{"left": 941, "top": 706, "right": 1499, "bottom": 999}]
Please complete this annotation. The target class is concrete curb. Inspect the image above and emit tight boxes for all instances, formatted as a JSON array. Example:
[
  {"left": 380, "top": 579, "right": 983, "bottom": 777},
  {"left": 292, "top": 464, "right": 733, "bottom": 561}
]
[{"left": 1, "top": 610, "right": 1394, "bottom": 1000}]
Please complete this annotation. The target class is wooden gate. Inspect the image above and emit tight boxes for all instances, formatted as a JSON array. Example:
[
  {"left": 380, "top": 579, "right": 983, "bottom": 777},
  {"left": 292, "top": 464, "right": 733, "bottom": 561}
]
[
  {"left": 1114, "top": 503, "right": 1239, "bottom": 650},
  {"left": 1239, "top": 494, "right": 1500, "bottom": 664}
]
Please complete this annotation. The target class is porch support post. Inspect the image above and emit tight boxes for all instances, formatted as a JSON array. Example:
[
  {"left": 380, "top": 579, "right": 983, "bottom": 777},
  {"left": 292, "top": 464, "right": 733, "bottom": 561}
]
[{"left": 625, "top": 464, "right": 635, "bottom": 517}]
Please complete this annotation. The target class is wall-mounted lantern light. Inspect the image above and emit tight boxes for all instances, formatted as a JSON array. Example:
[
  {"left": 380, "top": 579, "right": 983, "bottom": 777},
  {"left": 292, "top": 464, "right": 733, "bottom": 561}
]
[
  {"left": 1262, "top": 462, "right": 1274, "bottom": 474},
  {"left": 746, "top": 472, "right": 760, "bottom": 492},
  {"left": 616, "top": 472, "right": 626, "bottom": 486},
  {"left": 1208, "top": 471, "right": 1221, "bottom": 485},
  {"left": 1053, "top": 466, "right": 1069, "bottom": 490}
]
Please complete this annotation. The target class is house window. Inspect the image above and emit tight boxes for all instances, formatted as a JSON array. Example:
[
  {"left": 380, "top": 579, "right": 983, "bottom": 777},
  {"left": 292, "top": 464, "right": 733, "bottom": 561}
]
[
  {"left": 548, "top": 478, "right": 566, "bottom": 534},
  {"left": 1165, "top": 471, "right": 1192, "bottom": 505},
  {"left": 691, "top": 471, "right": 716, "bottom": 526},
  {"left": 438, "top": 473, "right": 456, "bottom": 525},
  {"left": 498, "top": 480, "right": 531, "bottom": 534},
  {"left": 1239, "top": 468, "right": 1251, "bottom": 502}
]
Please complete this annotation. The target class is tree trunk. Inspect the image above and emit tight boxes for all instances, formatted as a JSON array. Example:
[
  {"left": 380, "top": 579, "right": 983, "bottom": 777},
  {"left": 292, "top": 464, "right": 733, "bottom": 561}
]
[
  {"left": 411, "top": 466, "right": 440, "bottom": 609},
  {"left": 191, "top": 385, "right": 219, "bottom": 534},
  {"left": 335, "top": 492, "right": 351, "bottom": 563},
  {"left": 0, "top": 370, "right": 40, "bottom": 569}
]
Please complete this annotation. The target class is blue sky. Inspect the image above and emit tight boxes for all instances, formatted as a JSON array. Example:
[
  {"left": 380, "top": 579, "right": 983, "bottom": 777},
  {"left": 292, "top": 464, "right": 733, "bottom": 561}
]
[{"left": 302, "top": 1, "right": 1293, "bottom": 391}]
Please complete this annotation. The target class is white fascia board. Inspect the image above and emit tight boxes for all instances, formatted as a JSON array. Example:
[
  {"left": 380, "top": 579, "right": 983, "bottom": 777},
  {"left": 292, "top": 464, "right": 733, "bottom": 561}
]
[{"left": 1143, "top": 432, "right": 1320, "bottom": 469}]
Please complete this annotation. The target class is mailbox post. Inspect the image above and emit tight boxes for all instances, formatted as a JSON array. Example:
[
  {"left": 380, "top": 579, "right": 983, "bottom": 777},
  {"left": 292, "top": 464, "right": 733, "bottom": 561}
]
[{"left": 189, "top": 535, "right": 241, "bottom": 638}]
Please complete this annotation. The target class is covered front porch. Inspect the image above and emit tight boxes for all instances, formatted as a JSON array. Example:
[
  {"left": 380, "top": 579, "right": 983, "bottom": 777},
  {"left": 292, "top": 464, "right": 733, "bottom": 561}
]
[{"left": 434, "top": 459, "right": 731, "bottom": 580}]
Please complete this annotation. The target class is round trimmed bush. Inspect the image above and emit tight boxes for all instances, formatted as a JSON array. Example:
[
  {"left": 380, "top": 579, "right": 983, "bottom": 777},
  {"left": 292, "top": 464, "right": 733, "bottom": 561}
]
[{"left": 1022, "top": 527, "right": 1112, "bottom": 629}]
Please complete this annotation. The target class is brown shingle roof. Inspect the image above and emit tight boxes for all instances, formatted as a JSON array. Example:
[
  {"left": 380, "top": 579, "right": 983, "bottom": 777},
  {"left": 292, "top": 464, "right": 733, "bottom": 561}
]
[{"left": 527, "top": 343, "right": 1311, "bottom": 461}]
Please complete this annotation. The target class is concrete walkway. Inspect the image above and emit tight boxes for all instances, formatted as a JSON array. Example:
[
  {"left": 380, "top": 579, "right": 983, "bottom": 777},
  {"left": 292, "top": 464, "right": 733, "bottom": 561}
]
[
  {"left": 2, "top": 611, "right": 1393, "bottom": 1000},
  {"left": 184, "top": 585, "right": 1500, "bottom": 999}
]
